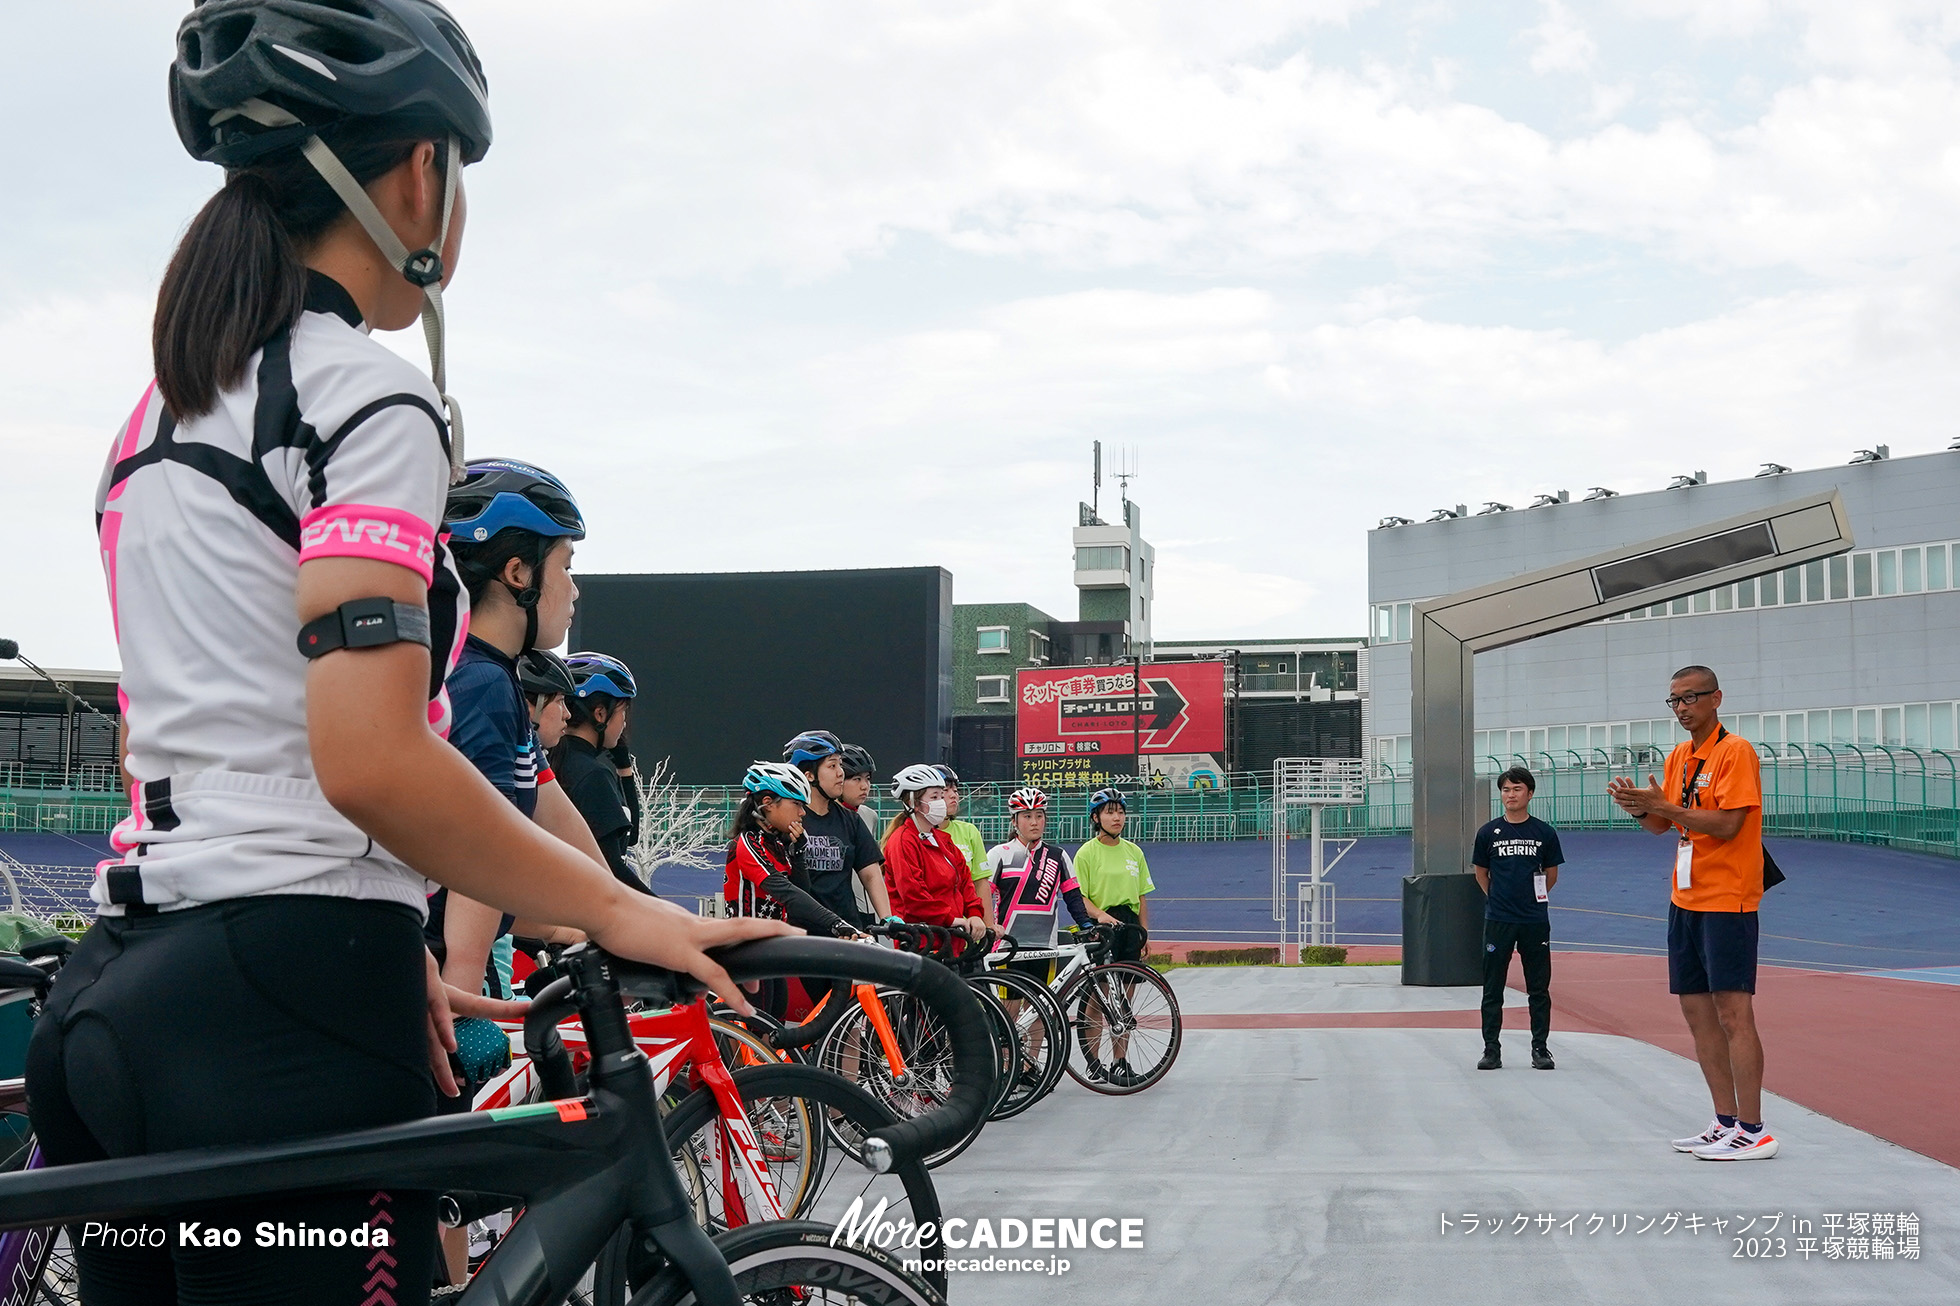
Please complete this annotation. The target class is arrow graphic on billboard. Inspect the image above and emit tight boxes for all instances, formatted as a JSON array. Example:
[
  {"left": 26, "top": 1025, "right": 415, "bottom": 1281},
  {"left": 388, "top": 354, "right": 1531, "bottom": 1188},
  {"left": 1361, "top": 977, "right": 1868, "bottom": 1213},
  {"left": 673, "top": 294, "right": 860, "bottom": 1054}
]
[{"left": 1056, "top": 677, "right": 1191, "bottom": 749}]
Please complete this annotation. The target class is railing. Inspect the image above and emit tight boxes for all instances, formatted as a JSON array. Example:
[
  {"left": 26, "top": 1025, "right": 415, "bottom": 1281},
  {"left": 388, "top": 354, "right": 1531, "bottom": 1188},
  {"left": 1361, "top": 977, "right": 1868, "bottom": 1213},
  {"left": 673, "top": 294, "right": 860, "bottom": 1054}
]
[{"left": 7, "top": 747, "right": 1957, "bottom": 858}]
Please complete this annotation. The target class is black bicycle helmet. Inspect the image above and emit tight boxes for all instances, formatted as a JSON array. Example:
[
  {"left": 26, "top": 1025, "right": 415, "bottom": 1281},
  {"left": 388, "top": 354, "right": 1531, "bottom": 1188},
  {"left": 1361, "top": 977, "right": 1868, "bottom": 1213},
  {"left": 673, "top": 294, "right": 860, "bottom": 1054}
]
[
  {"left": 839, "top": 744, "right": 876, "bottom": 779},
  {"left": 517, "top": 648, "right": 576, "bottom": 701},
  {"left": 170, "top": 0, "right": 492, "bottom": 168},
  {"left": 934, "top": 764, "right": 962, "bottom": 787}
]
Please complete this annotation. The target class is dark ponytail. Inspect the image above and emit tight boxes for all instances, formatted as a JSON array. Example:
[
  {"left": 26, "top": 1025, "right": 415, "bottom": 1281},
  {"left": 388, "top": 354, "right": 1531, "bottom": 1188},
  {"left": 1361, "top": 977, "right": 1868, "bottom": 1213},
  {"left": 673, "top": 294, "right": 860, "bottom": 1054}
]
[{"left": 152, "top": 127, "right": 425, "bottom": 418}]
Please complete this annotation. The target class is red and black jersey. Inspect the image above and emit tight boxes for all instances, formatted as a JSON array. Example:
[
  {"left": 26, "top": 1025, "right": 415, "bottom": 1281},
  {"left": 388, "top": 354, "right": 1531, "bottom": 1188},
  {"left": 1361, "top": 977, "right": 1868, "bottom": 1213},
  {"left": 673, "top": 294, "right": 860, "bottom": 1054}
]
[{"left": 724, "top": 830, "right": 851, "bottom": 936}]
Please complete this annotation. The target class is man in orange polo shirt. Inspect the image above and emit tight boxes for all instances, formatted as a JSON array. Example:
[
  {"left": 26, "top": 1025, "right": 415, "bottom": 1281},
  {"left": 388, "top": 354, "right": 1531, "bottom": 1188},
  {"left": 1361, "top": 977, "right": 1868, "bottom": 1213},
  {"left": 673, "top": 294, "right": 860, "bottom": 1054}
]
[{"left": 1607, "top": 665, "right": 1777, "bottom": 1161}]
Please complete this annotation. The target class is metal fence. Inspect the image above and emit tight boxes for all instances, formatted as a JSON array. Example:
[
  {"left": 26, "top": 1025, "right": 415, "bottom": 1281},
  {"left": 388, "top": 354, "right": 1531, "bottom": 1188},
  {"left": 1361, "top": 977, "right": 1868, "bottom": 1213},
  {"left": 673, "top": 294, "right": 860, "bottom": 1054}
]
[{"left": 6, "top": 744, "right": 1956, "bottom": 860}]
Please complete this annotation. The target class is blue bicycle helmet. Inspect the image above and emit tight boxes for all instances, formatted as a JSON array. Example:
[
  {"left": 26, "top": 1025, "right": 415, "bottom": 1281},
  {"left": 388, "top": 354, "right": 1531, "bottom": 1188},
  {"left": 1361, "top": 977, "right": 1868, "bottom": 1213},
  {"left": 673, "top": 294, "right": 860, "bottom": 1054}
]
[
  {"left": 445, "top": 459, "right": 585, "bottom": 545},
  {"left": 744, "top": 762, "right": 812, "bottom": 805},
  {"left": 783, "top": 730, "right": 844, "bottom": 767},
  {"left": 565, "top": 652, "right": 636, "bottom": 701},
  {"left": 1087, "top": 787, "right": 1127, "bottom": 818}
]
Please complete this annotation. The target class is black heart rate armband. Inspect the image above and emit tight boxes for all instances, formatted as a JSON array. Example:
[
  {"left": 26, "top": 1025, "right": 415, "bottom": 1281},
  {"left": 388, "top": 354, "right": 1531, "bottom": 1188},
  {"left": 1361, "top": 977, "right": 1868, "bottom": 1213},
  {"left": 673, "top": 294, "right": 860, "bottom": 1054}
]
[{"left": 297, "top": 597, "right": 432, "bottom": 659}]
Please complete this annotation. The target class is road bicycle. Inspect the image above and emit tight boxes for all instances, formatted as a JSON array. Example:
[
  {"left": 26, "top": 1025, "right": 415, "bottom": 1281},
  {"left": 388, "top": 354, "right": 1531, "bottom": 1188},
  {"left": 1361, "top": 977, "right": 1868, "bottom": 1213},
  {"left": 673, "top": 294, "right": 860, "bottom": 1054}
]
[
  {"left": 0, "top": 937, "right": 990, "bottom": 1306},
  {"left": 468, "top": 960, "right": 950, "bottom": 1298},
  {"left": 984, "top": 923, "right": 1182, "bottom": 1096}
]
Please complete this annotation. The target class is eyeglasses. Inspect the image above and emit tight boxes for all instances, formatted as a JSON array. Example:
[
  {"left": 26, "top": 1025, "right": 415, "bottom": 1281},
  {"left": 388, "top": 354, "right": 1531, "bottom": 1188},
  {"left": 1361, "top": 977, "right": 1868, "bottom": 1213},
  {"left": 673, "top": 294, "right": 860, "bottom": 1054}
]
[{"left": 1664, "top": 691, "right": 1712, "bottom": 709}]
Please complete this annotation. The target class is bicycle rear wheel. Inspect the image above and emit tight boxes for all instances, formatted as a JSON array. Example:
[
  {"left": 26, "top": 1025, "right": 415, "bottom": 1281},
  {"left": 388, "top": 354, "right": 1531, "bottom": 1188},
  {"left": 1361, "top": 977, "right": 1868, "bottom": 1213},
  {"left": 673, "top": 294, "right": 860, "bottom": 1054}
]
[
  {"left": 1060, "top": 961, "right": 1183, "bottom": 1095},
  {"left": 628, "top": 1219, "right": 944, "bottom": 1305},
  {"left": 966, "top": 970, "right": 1066, "bottom": 1120}
]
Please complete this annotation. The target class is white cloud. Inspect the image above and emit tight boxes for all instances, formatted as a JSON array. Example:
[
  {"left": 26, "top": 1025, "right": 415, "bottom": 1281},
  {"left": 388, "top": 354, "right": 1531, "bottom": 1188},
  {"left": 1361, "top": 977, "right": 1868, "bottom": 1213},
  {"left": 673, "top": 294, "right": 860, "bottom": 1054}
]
[
  {"left": 1527, "top": 1, "right": 1598, "bottom": 74},
  {"left": 10, "top": 1, "right": 1960, "bottom": 673}
]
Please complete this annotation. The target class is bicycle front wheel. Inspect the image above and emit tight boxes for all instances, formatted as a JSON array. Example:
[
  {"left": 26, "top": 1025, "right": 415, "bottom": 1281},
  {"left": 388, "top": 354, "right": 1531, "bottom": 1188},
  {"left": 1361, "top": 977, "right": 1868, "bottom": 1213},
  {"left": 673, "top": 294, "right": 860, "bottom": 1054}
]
[
  {"left": 628, "top": 1219, "right": 944, "bottom": 1305},
  {"left": 1060, "top": 961, "right": 1183, "bottom": 1095},
  {"left": 815, "top": 985, "right": 999, "bottom": 1169}
]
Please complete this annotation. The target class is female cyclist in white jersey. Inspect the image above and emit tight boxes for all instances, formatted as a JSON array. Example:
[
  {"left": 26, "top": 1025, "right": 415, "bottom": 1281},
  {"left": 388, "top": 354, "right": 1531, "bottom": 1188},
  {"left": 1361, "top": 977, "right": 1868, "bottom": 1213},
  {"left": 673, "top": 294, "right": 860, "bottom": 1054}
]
[{"left": 27, "top": 6, "right": 791, "bottom": 1303}]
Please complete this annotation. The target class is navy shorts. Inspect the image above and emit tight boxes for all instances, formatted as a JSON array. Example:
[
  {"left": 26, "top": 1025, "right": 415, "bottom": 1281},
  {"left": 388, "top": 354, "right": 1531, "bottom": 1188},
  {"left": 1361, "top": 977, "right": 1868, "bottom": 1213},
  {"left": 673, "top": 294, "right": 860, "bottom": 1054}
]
[{"left": 1668, "top": 904, "right": 1759, "bottom": 995}]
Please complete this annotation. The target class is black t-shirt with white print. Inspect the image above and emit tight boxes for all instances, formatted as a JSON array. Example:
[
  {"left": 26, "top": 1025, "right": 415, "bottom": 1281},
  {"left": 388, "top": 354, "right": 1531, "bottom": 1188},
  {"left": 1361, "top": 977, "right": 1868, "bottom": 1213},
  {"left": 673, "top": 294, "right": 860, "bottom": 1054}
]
[{"left": 1472, "top": 816, "right": 1564, "bottom": 925}]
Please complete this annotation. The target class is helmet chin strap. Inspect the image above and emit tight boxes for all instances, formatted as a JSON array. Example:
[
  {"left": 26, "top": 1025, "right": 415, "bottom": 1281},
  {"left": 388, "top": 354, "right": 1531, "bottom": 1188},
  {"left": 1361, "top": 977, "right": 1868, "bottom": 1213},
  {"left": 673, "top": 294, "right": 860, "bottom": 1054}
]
[{"left": 218, "top": 101, "right": 467, "bottom": 482}]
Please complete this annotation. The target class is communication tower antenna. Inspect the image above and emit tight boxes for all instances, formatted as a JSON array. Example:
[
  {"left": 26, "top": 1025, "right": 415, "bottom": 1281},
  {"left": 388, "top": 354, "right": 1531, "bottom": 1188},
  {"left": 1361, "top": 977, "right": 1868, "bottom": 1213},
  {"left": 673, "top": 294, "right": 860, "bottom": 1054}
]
[
  {"left": 1092, "top": 440, "right": 1102, "bottom": 519},
  {"left": 1116, "top": 446, "right": 1139, "bottom": 503}
]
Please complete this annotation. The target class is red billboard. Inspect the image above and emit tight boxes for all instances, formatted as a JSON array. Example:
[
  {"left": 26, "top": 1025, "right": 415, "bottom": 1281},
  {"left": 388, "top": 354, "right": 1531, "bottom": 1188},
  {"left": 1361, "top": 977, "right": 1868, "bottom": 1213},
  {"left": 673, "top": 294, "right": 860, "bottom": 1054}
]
[{"left": 1015, "top": 661, "right": 1227, "bottom": 789}]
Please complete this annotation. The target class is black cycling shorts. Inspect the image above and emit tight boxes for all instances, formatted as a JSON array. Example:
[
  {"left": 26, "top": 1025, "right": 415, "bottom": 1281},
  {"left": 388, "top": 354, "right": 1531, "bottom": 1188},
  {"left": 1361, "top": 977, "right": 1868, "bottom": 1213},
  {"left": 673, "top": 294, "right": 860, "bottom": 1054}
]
[{"left": 28, "top": 896, "right": 440, "bottom": 1306}]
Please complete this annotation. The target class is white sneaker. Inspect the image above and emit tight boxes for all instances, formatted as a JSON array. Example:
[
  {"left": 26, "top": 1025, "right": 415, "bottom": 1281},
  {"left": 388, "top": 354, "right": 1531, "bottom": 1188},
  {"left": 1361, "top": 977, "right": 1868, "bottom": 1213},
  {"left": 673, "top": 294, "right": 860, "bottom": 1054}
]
[
  {"left": 1671, "top": 1120, "right": 1735, "bottom": 1153},
  {"left": 1694, "top": 1127, "right": 1780, "bottom": 1161}
]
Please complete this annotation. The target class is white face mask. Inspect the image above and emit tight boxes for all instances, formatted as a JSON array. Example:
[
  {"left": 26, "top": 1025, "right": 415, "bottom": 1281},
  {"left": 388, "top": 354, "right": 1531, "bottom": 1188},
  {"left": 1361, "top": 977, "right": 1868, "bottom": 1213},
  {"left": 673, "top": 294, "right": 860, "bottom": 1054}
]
[{"left": 922, "top": 798, "right": 949, "bottom": 826}]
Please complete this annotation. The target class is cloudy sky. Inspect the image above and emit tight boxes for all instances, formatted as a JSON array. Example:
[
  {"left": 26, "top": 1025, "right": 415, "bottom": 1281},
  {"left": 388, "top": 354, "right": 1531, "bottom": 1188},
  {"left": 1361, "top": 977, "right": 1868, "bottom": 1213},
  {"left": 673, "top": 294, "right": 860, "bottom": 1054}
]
[{"left": 8, "top": 1, "right": 1960, "bottom": 670}]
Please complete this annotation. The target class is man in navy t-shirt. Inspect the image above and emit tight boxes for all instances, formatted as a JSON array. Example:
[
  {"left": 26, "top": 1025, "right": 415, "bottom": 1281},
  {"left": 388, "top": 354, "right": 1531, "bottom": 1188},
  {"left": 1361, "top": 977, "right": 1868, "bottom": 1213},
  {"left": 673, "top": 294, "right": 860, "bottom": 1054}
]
[{"left": 1473, "top": 766, "right": 1565, "bottom": 1071}]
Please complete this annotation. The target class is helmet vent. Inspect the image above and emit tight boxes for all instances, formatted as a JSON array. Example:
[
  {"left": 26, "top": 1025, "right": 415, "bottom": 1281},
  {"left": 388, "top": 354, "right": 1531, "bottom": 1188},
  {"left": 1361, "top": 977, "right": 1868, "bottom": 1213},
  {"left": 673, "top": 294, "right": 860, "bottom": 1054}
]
[{"left": 206, "top": 14, "right": 256, "bottom": 64}]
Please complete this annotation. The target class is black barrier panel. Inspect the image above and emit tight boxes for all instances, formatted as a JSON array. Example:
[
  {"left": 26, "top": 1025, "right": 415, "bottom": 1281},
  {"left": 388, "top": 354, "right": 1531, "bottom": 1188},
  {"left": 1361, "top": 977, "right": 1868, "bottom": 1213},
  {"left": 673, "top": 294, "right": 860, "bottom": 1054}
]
[
  {"left": 570, "top": 568, "right": 952, "bottom": 784},
  {"left": 1592, "top": 522, "right": 1777, "bottom": 602}
]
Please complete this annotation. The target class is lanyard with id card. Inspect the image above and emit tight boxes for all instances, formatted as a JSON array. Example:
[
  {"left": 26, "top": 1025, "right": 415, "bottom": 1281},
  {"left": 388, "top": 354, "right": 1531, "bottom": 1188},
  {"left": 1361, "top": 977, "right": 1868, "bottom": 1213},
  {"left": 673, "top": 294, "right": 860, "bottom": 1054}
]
[{"left": 1675, "top": 726, "right": 1726, "bottom": 890}]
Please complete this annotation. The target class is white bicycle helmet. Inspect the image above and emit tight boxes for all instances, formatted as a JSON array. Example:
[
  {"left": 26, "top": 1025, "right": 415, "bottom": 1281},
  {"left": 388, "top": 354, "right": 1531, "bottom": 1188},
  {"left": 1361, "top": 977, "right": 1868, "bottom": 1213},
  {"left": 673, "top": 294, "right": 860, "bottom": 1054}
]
[
  {"left": 1007, "top": 786, "right": 1048, "bottom": 813},
  {"left": 890, "top": 763, "right": 948, "bottom": 802}
]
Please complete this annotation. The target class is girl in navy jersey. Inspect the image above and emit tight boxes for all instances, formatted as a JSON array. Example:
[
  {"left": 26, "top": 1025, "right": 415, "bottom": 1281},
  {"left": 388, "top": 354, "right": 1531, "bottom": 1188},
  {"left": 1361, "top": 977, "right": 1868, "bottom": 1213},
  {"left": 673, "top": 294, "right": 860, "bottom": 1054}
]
[{"left": 31, "top": 6, "right": 791, "bottom": 1302}]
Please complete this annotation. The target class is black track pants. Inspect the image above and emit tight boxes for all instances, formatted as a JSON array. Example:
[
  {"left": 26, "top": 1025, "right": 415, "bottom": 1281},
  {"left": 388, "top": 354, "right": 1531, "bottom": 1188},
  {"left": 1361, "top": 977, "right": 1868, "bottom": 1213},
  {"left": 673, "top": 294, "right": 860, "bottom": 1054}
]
[
  {"left": 27, "top": 896, "right": 439, "bottom": 1306},
  {"left": 1480, "top": 918, "right": 1552, "bottom": 1049}
]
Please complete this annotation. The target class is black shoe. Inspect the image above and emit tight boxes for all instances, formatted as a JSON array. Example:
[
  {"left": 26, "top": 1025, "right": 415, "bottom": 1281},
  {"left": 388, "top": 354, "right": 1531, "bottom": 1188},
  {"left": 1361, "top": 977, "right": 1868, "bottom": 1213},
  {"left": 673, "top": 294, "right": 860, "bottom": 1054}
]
[
  {"left": 1477, "top": 1047, "right": 1502, "bottom": 1071},
  {"left": 1531, "top": 1045, "right": 1555, "bottom": 1071},
  {"left": 1107, "top": 1057, "right": 1135, "bottom": 1087}
]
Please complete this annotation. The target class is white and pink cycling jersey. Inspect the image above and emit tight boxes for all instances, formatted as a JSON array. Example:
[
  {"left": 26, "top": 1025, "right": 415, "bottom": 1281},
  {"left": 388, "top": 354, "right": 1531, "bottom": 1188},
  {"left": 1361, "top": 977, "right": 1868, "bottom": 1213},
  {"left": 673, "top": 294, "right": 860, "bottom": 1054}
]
[{"left": 91, "top": 272, "right": 470, "bottom": 917}]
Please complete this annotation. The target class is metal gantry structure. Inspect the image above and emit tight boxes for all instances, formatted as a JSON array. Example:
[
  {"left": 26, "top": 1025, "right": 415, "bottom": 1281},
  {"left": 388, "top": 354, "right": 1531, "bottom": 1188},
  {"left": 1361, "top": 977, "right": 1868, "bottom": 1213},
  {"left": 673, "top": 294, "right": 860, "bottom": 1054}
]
[
  {"left": 1405, "top": 489, "right": 1856, "bottom": 983},
  {"left": 1270, "top": 757, "right": 1366, "bottom": 951}
]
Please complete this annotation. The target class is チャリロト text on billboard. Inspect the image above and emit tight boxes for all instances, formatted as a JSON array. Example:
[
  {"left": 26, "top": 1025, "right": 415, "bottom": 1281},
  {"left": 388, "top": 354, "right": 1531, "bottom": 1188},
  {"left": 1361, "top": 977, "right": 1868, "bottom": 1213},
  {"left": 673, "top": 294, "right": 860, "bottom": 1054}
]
[{"left": 1015, "top": 662, "right": 1226, "bottom": 789}]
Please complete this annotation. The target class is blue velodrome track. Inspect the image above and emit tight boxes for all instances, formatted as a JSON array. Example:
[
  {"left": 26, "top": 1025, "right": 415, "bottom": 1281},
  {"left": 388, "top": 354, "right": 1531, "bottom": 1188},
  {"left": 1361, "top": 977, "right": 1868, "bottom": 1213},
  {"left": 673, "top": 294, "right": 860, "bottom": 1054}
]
[{"left": 10, "top": 829, "right": 1958, "bottom": 975}]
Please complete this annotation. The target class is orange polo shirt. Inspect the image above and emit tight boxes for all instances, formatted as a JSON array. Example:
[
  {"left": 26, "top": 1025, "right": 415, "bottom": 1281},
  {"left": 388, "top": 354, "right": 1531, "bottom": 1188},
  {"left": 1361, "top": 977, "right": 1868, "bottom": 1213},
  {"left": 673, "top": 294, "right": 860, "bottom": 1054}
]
[{"left": 1661, "top": 729, "right": 1765, "bottom": 914}]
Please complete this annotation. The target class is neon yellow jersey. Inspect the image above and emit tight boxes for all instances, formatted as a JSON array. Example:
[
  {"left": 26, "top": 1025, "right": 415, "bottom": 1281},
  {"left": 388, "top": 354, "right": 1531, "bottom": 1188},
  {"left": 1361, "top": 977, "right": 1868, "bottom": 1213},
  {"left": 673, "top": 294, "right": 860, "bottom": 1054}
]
[
  {"left": 1073, "top": 837, "right": 1154, "bottom": 911},
  {"left": 943, "top": 819, "right": 989, "bottom": 881}
]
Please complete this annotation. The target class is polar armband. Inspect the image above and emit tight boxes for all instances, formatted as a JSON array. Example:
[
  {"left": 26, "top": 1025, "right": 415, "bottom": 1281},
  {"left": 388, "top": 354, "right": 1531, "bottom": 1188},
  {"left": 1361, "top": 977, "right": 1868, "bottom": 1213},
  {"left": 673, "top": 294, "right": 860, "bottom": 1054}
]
[{"left": 297, "top": 597, "right": 432, "bottom": 659}]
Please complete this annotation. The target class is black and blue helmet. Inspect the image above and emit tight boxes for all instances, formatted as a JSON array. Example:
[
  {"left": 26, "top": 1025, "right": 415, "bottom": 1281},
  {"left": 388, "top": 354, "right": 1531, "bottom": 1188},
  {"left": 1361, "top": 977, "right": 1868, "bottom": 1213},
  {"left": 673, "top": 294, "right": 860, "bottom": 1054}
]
[
  {"left": 445, "top": 459, "right": 584, "bottom": 545},
  {"left": 565, "top": 652, "right": 636, "bottom": 701},
  {"left": 783, "top": 730, "right": 844, "bottom": 767}
]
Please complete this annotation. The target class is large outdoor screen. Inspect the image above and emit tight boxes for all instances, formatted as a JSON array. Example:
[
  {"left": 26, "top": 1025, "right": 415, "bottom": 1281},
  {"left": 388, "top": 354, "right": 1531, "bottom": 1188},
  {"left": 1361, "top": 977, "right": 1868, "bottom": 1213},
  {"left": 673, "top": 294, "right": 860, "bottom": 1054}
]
[{"left": 570, "top": 568, "right": 951, "bottom": 784}]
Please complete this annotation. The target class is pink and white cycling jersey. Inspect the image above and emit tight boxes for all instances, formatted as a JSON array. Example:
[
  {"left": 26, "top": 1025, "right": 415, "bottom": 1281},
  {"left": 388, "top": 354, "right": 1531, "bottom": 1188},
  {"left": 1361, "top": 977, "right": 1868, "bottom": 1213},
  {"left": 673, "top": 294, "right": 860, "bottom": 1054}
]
[{"left": 91, "top": 272, "right": 470, "bottom": 917}]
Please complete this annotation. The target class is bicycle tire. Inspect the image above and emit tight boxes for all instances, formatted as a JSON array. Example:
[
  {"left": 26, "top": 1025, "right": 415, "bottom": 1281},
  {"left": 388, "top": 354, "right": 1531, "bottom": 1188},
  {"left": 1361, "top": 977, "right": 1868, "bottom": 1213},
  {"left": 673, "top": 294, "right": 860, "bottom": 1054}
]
[
  {"left": 0, "top": 1108, "right": 78, "bottom": 1306},
  {"left": 705, "top": 1015, "right": 789, "bottom": 1075},
  {"left": 814, "top": 986, "right": 1000, "bottom": 1170},
  {"left": 965, "top": 970, "right": 1066, "bottom": 1120},
  {"left": 1059, "top": 961, "right": 1183, "bottom": 1095},
  {"left": 627, "top": 1219, "right": 944, "bottom": 1306},
  {"left": 595, "top": 1065, "right": 945, "bottom": 1302}
]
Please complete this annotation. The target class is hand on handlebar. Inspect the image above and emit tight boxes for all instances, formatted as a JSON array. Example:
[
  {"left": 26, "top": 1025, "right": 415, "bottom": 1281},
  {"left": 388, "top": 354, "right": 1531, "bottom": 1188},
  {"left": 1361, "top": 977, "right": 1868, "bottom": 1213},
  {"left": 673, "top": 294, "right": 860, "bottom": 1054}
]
[{"left": 586, "top": 889, "right": 801, "bottom": 1017}]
